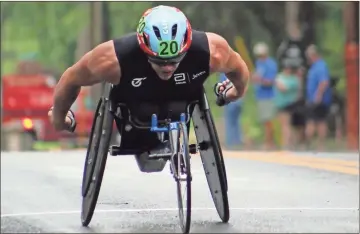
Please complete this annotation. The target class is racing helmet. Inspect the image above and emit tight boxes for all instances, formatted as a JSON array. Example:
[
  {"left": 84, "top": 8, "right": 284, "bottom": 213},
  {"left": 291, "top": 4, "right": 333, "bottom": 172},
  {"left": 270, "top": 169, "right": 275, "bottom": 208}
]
[{"left": 136, "top": 5, "right": 192, "bottom": 65}]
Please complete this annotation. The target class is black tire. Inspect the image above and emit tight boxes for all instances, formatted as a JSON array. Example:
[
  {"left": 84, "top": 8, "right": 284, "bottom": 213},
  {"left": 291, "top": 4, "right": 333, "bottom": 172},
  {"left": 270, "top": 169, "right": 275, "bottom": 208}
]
[
  {"left": 205, "top": 109, "right": 228, "bottom": 191},
  {"left": 175, "top": 122, "right": 192, "bottom": 234},
  {"left": 81, "top": 99, "right": 103, "bottom": 196},
  {"left": 81, "top": 97, "right": 114, "bottom": 227},
  {"left": 192, "top": 104, "right": 229, "bottom": 223}
]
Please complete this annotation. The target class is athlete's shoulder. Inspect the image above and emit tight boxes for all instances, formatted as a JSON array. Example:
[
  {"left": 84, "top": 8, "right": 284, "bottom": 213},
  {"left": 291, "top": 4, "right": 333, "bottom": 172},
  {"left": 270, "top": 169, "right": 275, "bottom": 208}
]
[
  {"left": 205, "top": 32, "right": 232, "bottom": 71},
  {"left": 205, "top": 32, "right": 229, "bottom": 54},
  {"left": 112, "top": 32, "right": 142, "bottom": 60},
  {"left": 113, "top": 32, "right": 137, "bottom": 44},
  {"left": 188, "top": 30, "right": 210, "bottom": 53}
]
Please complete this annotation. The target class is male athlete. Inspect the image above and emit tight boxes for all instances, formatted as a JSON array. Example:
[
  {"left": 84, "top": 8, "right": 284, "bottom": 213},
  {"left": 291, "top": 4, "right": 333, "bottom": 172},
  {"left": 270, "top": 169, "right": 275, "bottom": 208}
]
[{"left": 48, "top": 5, "right": 250, "bottom": 147}]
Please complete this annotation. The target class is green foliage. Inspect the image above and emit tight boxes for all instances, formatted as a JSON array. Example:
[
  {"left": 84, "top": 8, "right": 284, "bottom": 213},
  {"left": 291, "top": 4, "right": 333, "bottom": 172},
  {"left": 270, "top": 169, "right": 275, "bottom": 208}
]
[
  {"left": 108, "top": 2, "right": 152, "bottom": 37},
  {"left": 2, "top": 2, "right": 88, "bottom": 75},
  {"left": 314, "top": 2, "right": 346, "bottom": 92}
]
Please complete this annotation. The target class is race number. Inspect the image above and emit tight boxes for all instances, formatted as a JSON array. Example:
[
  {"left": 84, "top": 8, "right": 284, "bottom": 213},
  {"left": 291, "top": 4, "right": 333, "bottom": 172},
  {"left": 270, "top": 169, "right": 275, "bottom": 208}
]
[{"left": 158, "top": 40, "right": 179, "bottom": 57}]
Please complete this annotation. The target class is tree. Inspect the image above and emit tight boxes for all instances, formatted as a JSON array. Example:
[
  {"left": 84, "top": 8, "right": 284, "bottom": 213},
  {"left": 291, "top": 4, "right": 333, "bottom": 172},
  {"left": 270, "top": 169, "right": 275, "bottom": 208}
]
[{"left": 2, "top": 2, "right": 88, "bottom": 75}]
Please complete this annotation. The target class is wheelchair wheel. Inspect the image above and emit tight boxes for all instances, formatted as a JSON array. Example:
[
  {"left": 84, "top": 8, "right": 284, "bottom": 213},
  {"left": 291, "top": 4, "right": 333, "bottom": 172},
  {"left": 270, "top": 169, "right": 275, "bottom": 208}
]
[
  {"left": 173, "top": 122, "right": 192, "bottom": 234},
  {"left": 81, "top": 97, "right": 114, "bottom": 226},
  {"left": 192, "top": 104, "right": 229, "bottom": 223},
  {"left": 81, "top": 98, "right": 103, "bottom": 196},
  {"left": 205, "top": 109, "right": 228, "bottom": 191}
]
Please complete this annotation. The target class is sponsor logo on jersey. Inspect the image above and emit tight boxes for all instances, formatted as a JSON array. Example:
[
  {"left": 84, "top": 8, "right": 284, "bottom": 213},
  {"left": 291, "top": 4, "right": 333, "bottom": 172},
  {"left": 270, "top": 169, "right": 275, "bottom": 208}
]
[
  {"left": 131, "top": 77, "right": 147, "bottom": 87},
  {"left": 174, "top": 73, "right": 187, "bottom": 85},
  {"left": 192, "top": 71, "right": 206, "bottom": 80}
]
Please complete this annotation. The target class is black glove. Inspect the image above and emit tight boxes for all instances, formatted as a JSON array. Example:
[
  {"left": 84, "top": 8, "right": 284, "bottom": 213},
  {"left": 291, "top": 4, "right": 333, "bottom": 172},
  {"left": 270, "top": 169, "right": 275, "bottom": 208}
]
[{"left": 214, "top": 82, "right": 234, "bottom": 106}]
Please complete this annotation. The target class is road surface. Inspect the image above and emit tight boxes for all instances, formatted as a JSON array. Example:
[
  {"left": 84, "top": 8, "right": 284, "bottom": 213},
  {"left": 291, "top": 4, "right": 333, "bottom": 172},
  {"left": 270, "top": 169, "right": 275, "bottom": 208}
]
[{"left": 1, "top": 150, "right": 359, "bottom": 233}]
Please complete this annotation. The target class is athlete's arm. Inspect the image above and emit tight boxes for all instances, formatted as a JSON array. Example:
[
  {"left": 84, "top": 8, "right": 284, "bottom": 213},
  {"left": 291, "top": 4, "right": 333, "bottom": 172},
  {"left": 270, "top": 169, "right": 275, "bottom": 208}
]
[
  {"left": 52, "top": 40, "right": 121, "bottom": 130},
  {"left": 207, "top": 32, "right": 250, "bottom": 100}
]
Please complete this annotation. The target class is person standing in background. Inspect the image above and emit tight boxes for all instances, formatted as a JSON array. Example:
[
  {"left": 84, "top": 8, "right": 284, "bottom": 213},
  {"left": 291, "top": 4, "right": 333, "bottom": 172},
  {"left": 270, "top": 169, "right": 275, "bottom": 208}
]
[
  {"left": 291, "top": 66, "right": 307, "bottom": 149},
  {"left": 274, "top": 61, "right": 301, "bottom": 149},
  {"left": 219, "top": 72, "right": 243, "bottom": 148},
  {"left": 277, "top": 33, "right": 309, "bottom": 150},
  {"left": 305, "top": 45, "right": 332, "bottom": 151},
  {"left": 252, "top": 42, "right": 278, "bottom": 150}
]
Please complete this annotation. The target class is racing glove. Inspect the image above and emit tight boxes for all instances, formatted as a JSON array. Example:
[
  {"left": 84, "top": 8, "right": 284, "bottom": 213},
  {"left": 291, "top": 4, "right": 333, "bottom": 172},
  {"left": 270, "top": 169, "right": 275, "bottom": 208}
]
[{"left": 214, "top": 81, "right": 234, "bottom": 107}]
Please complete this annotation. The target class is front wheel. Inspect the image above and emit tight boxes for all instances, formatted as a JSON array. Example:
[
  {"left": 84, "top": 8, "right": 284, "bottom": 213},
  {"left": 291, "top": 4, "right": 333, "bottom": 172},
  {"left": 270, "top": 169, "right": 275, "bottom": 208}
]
[{"left": 172, "top": 122, "right": 192, "bottom": 234}]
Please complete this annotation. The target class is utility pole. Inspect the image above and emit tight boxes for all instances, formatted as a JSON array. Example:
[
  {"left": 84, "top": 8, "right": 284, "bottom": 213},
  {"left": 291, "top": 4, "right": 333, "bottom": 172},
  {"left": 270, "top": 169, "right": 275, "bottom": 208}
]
[
  {"left": 89, "top": 1, "right": 111, "bottom": 108},
  {"left": 343, "top": 1, "right": 359, "bottom": 150},
  {"left": 89, "top": 2, "right": 104, "bottom": 106},
  {"left": 285, "top": 1, "right": 301, "bottom": 39}
]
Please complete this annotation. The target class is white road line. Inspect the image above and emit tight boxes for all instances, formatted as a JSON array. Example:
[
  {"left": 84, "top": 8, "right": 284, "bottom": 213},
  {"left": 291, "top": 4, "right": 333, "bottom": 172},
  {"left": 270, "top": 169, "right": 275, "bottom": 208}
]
[{"left": 1, "top": 207, "right": 358, "bottom": 218}]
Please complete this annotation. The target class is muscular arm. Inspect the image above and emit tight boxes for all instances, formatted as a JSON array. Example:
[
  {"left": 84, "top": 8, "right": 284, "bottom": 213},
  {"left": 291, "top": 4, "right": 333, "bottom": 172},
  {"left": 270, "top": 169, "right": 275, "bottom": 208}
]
[
  {"left": 52, "top": 40, "right": 121, "bottom": 124},
  {"left": 207, "top": 32, "right": 250, "bottom": 99}
]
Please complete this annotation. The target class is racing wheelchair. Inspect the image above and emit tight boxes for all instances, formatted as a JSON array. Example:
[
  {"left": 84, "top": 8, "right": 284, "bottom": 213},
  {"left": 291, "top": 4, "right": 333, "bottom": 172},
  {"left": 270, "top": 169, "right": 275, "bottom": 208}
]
[{"left": 80, "top": 82, "right": 231, "bottom": 234}]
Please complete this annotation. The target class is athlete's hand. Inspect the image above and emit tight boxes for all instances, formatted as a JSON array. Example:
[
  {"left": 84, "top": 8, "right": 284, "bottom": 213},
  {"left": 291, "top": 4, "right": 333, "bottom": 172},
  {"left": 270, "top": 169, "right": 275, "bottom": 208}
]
[
  {"left": 214, "top": 79, "right": 235, "bottom": 106},
  {"left": 48, "top": 108, "right": 76, "bottom": 132}
]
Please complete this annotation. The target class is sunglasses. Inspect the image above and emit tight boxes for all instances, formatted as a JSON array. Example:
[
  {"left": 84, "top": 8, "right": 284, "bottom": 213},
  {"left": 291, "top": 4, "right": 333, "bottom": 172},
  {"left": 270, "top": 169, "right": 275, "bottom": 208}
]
[{"left": 148, "top": 53, "right": 186, "bottom": 67}]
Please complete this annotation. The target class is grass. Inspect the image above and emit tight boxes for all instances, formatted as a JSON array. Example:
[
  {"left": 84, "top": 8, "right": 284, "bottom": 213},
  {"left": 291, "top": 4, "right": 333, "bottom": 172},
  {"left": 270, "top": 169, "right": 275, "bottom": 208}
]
[{"left": 33, "top": 141, "right": 61, "bottom": 151}]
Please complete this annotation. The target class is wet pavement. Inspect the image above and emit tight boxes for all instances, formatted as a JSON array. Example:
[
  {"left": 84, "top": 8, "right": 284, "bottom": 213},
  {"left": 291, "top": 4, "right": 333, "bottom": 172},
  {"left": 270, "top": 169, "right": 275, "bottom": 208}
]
[{"left": 1, "top": 151, "right": 359, "bottom": 233}]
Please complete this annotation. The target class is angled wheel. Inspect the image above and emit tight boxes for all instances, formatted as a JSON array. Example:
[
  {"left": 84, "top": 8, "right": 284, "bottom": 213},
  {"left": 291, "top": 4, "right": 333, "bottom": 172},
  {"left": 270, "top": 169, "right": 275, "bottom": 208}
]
[
  {"left": 81, "top": 97, "right": 114, "bottom": 226},
  {"left": 192, "top": 104, "right": 229, "bottom": 223},
  {"left": 81, "top": 98, "right": 103, "bottom": 197},
  {"left": 205, "top": 109, "right": 228, "bottom": 191},
  {"left": 171, "top": 122, "right": 192, "bottom": 234}
]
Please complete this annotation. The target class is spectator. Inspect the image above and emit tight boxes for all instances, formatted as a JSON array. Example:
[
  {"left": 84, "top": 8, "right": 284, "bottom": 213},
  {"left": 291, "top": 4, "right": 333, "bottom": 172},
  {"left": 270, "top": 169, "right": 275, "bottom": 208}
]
[
  {"left": 276, "top": 34, "right": 309, "bottom": 150},
  {"left": 274, "top": 61, "right": 301, "bottom": 149},
  {"left": 305, "top": 45, "right": 332, "bottom": 150},
  {"left": 252, "top": 42, "right": 278, "bottom": 150},
  {"left": 219, "top": 73, "right": 243, "bottom": 148},
  {"left": 291, "top": 67, "right": 307, "bottom": 149}
]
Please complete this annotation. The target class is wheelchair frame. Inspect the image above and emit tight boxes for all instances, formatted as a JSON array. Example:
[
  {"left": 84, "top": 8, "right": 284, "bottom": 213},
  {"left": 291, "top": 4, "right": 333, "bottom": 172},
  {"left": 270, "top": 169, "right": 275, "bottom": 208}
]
[{"left": 80, "top": 83, "right": 229, "bottom": 233}]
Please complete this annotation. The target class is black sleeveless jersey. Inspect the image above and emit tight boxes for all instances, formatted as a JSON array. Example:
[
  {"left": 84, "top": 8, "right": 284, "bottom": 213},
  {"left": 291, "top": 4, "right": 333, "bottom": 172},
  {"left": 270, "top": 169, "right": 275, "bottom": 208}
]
[{"left": 110, "top": 30, "right": 210, "bottom": 104}]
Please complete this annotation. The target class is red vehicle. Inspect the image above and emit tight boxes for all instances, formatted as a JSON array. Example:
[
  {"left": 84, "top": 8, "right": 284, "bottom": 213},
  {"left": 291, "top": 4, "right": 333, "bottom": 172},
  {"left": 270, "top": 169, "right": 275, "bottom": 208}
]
[{"left": 1, "top": 73, "right": 94, "bottom": 150}]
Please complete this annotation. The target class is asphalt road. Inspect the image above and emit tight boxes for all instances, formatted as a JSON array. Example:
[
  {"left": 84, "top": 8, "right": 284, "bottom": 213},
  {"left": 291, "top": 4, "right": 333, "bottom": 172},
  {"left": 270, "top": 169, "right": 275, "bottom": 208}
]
[{"left": 1, "top": 150, "right": 359, "bottom": 233}]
